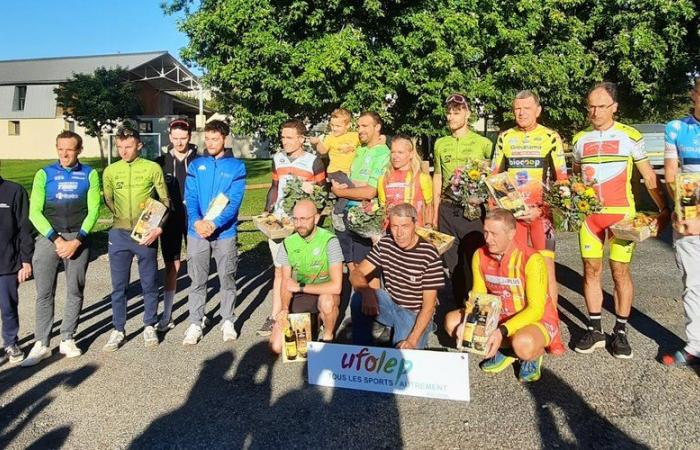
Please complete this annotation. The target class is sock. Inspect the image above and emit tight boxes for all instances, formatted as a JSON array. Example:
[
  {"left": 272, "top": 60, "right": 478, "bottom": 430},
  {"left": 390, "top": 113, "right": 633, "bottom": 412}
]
[
  {"left": 613, "top": 315, "right": 628, "bottom": 334},
  {"left": 161, "top": 290, "right": 175, "bottom": 324},
  {"left": 588, "top": 313, "right": 602, "bottom": 332}
]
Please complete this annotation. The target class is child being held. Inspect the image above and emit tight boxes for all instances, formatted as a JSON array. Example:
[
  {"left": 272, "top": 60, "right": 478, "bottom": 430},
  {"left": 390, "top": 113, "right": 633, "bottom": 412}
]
[{"left": 310, "top": 108, "right": 360, "bottom": 230}]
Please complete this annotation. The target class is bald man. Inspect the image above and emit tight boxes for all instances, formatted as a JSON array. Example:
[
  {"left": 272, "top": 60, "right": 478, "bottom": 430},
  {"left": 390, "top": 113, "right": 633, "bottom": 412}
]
[{"left": 269, "top": 199, "right": 343, "bottom": 354}]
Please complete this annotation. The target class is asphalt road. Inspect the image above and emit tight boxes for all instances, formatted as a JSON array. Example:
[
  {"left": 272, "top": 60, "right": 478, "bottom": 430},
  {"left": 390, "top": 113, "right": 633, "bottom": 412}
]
[{"left": 0, "top": 230, "right": 698, "bottom": 449}]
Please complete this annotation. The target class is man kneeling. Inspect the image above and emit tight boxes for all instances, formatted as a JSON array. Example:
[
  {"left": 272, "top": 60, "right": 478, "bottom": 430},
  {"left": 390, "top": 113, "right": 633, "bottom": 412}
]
[
  {"left": 445, "top": 208, "right": 559, "bottom": 382},
  {"left": 270, "top": 200, "right": 342, "bottom": 354},
  {"left": 351, "top": 203, "right": 444, "bottom": 349}
]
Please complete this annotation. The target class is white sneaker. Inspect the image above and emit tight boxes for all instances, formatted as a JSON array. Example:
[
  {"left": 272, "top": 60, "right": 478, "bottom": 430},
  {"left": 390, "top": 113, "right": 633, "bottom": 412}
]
[
  {"left": 21, "top": 342, "right": 51, "bottom": 367},
  {"left": 59, "top": 339, "right": 82, "bottom": 358},
  {"left": 102, "top": 330, "right": 125, "bottom": 352},
  {"left": 222, "top": 320, "right": 238, "bottom": 342},
  {"left": 143, "top": 326, "right": 158, "bottom": 347},
  {"left": 156, "top": 320, "right": 175, "bottom": 332},
  {"left": 182, "top": 323, "right": 203, "bottom": 346},
  {"left": 201, "top": 316, "right": 210, "bottom": 328}
]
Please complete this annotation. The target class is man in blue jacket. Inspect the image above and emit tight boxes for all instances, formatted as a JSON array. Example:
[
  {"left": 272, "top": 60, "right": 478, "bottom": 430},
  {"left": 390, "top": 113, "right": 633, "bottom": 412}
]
[{"left": 183, "top": 120, "right": 246, "bottom": 345}]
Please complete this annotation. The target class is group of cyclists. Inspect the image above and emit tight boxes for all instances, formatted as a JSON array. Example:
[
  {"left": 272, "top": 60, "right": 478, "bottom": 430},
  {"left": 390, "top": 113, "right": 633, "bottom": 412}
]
[{"left": 1, "top": 77, "right": 698, "bottom": 380}]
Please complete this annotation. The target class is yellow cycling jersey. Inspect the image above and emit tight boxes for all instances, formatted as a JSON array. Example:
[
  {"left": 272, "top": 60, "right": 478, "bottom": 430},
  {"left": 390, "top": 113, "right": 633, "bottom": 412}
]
[
  {"left": 491, "top": 125, "right": 568, "bottom": 206},
  {"left": 572, "top": 122, "right": 647, "bottom": 213}
]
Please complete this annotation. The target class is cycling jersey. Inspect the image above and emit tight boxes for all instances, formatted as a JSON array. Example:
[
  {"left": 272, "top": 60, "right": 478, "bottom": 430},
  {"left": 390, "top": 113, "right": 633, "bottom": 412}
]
[
  {"left": 434, "top": 132, "right": 493, "bottom": 192},
  {"left": 29, "top": 161, "right": 101, "bottom": 242},
  {"left": 283, "top": 227, "right": 337, "bottom": 285},
  {"left": 102, "top": 157, "right": 170, "bottom": 231},
  {"left": 377, "top": 170, "right": 432, "bottom": 226},
  {"left": 472, "top": 244, "right": 559, "bottom": 342},
  {"left": 572, "top": 122, "right": 647, "bottom": 214},
  {"left": 266, "top": 151, "right": 325, "bottom": 217},
  {"left": 665, "top": 115, "right": 700, "bottom": 173},
  {"left": 492, "top": 125, "right": 567, "bottom": 205}
]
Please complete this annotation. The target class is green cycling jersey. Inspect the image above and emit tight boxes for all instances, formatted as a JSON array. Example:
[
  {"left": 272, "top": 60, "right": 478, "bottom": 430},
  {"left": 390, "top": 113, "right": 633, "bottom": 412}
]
[{"left": 102, "top": 157, "right": 170, "bottom": 230}]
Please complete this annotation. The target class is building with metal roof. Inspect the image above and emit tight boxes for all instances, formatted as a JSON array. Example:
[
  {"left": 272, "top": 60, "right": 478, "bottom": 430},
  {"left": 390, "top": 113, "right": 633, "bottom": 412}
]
[{"left": 0, "top": 51, "right": 209, "bottom": 159}]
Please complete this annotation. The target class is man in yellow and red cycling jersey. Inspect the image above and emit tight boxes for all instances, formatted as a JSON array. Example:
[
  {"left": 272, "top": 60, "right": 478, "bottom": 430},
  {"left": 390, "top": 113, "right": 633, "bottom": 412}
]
[
  {"left": 444, "top": 208, "right": 558, "bottom": 382},
  {"left": 491, "top": 90, "right": 567, "bottom": 355},
  {"left": 572, "top": 82, "right": 669, "bottom": 359}
]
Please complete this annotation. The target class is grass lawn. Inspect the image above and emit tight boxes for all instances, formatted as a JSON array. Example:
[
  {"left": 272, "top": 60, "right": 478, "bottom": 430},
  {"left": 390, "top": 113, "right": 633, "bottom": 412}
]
[{"left": 1, "top": 157, "right": 271, "bottom": 247}]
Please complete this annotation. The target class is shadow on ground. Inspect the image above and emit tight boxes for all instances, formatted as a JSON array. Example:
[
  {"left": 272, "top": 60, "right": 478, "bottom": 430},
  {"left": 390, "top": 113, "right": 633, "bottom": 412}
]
[{"left": 130, "top": 342, "right": 404, "bottom": 450}]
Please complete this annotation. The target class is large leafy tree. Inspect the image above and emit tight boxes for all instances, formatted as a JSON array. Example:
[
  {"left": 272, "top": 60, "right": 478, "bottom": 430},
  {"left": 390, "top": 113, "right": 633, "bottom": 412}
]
[
  {"left": 165, "top": 0, "right": 698, "bottom": 139},
  {"left": 54, "top": 67, "right": 142, "bottom": 163}
]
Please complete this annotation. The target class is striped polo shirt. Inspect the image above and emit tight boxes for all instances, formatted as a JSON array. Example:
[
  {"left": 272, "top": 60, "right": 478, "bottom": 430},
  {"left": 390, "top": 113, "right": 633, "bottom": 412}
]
[{"left": 366, "top": 235, "right": 445, "bottom": 311}]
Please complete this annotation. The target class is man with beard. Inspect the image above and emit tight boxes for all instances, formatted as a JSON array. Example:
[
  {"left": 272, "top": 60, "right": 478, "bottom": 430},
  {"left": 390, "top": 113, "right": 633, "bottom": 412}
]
[{"left": 269, "top": 199, "right": 343, "bottom": 354}]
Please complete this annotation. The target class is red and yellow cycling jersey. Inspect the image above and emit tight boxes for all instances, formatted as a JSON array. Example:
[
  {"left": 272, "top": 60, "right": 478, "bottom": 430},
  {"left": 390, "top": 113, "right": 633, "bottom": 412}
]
[
  {"left": 492, "top": 125, "right": 568, "bottom": 206},
  {"left": 377, "top": 169, "right": 432, "bottom": 226},
  {"left": 471, "top": 244, "right": 559, "bottom": 341},
  {"left": 572, "top": 122, "right": 647, "bottom": 214}
]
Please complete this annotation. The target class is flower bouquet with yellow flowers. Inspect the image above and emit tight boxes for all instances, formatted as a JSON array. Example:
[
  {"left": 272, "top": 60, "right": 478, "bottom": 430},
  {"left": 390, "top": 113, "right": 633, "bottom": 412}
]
[
  {"left": 447, "top": 160, "right": 491, "bottom": 221},
  {"left": 347, "top": 200, "right": 386, "bottom": 240},
  {"left": 544, "top": 175, "right": 602, "bottom": 231}
]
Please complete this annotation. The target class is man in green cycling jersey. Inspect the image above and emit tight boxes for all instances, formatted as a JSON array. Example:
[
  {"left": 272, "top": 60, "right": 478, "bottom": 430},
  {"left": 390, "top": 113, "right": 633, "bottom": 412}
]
[{"left": 102, "top": 126, "right": 170, "bottom": 351}]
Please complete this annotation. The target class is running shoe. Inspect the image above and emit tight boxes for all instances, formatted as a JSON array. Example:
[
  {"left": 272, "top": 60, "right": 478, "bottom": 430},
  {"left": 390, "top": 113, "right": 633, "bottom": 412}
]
[
  {"left": 480, "top": 351, "right": 516, "bottom": 374},
  {"left": 574, "top": 329, "right": 606, "bottom": 354},
  {"left": 102, "top": 330, "right": 125, "bottom": 352},
  {"left": 661, "top": 349, "right": 700, "bottom": 368},
  {"left": 256, "top": 316, "right": 275, "bottom": 337},
  {"left": 59, "top": 339, "right": 82, "bottom": 358},
  {"left": 222, "top": 320, "right": 238, "bottom": 342},
  {"left": 5, "top": 344, "right": 24, "bottom": 364},
  {"left": 143, "top": 326, "right": 158, "bottom": 347},
  {"left": 519, "top": 355, "right": 544, "bottom": 383},
  {"left": 611, "top": 330, "right": 633, "bottom": 359},
  {"left": 183, "top": 324, "right": 203, "bottom": 346},
  {"left": 21, "top": 342, "right": 51, "bottom": 367}
]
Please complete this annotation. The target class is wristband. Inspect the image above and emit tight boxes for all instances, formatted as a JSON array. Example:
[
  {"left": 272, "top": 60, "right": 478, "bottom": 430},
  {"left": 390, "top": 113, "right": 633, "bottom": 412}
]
[{"left": 498, "top": 325, "right": 509, "bottom": 338}]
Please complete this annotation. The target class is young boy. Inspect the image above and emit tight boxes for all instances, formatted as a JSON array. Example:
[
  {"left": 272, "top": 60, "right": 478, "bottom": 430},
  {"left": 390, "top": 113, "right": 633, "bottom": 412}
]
[{"left": 310, "top": 108, "right": 360, "bottom": 230}]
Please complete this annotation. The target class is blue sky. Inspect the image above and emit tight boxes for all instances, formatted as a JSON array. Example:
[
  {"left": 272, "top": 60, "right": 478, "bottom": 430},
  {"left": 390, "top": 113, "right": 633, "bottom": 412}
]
[{"left": 0, "top": 1, "right": 196, "bottom": 71}]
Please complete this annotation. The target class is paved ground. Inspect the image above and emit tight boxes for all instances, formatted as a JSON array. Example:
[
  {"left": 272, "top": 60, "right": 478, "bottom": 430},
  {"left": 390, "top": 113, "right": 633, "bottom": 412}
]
[{"left": 0, "top": 230, "right": 698, "bottom": 449}]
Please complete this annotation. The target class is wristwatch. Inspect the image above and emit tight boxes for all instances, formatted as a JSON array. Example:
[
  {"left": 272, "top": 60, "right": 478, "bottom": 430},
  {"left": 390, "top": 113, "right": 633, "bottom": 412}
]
[{"left": 299, "top": 282, "right": 306, "bottom": 293}]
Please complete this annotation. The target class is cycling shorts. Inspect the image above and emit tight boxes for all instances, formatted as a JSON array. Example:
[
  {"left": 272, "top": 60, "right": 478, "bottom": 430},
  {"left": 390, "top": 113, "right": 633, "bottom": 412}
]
[{"left": 579, "top": 212, "right": 636, "bottom": 263}]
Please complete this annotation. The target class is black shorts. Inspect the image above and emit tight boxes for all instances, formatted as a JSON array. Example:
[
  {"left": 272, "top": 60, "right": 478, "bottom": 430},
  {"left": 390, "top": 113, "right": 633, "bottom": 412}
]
[
  {"left": 336, "top": 216, "right": 373, "bottom": 264},
  {"left": 290, "top": 293, "right": 319, "bottom": 314},
  {"left": 160, "top": 214, "right": 188, "bottom": 262}
]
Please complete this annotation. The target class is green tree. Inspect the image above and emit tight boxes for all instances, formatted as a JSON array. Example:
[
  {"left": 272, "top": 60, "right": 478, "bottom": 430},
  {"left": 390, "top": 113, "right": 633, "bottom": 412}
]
[
  {"left": 54, "top": 67, "right": 142, "bottom": 164},
  {"left": 165, "top": 0, "right": 698, "bottom": 140}
]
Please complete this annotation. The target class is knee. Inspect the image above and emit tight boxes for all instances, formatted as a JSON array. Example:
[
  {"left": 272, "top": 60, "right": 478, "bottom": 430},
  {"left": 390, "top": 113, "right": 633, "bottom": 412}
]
[
  {"left": 583, "top": 262, "right": 603, "bottom": 279},
  {"left": 610, "top": 262, "right": 630, "bottom": 280},
  {"left": 318, "top": 295, "right": 337, "bottom": 314},
  {"left": 444, "top": 309, "right": 463, "bottom": 337},
  {"left": 512, "top": 331, "right": 540, "bottom": 361}
]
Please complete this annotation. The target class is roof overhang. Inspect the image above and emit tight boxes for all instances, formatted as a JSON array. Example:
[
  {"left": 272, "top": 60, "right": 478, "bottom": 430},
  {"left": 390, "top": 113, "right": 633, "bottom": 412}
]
[{"left": 126, "top": 53, "right": 200, "bottom": 91}]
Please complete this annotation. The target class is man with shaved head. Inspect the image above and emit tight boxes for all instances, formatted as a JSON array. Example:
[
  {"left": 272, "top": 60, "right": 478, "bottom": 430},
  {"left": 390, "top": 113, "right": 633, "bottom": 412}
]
[{"left": 269, "top": 199, "right": 343, "bottom": 354}]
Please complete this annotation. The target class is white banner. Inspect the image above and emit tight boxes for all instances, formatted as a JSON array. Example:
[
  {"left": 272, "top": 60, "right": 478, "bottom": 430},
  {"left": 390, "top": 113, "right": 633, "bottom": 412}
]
[{"left": 307, "top": 342, "right": 470, "bottom": 402}]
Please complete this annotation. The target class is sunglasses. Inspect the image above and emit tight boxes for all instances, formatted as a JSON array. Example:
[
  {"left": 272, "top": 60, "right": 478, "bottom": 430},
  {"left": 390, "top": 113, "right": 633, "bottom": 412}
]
[
  {"left": 169, "top": 119, "right": 191, "bottom": 131},
  {"left": 445, "top": 94, "right": 468, "bottom": 106}
]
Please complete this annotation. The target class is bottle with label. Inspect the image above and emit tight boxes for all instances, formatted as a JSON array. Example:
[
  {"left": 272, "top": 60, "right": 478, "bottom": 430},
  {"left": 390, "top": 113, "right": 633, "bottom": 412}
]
[
  {"left": 296, "top": 328, "right": 308, "bottom": 358},
  {"left": 461, "top": 302, "right": 480, "bottom": 349},
  {"left": 285, "top": 324, "right": 298, "bottom": 360}
]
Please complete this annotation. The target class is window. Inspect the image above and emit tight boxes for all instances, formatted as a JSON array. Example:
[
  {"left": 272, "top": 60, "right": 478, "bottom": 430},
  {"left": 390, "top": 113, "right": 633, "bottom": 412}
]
[
  {"left": 138, "top": 120, "right": 153, "bottom": 133},
  {"left": 12, "top": 86, "right": 27, "bottom": 111},
  {"left": 8, "top": 121, "right": 20, "bottom": 136}
]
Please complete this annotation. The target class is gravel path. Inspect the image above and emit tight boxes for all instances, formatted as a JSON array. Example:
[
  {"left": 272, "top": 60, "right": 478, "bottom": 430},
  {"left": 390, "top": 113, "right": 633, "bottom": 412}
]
[{"left": 0, "top": 230, "right": 698, "bottom": 449}]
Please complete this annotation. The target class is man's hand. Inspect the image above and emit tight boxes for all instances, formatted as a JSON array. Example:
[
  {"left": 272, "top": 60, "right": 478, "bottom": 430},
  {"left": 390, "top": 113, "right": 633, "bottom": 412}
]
[
  {"left": 286, "top": 278, "right": 301, "bottom": 293},
  {"left": 484, "top": 328, "right": 504, "bottom": 359},
  {"left": 275, "top": 309, "right": 289, "bottom": 324},
  {"left": 194, "top": 220, "right": 215, "bottom": 239},
  {"left": 139, "top": 227, "right": 163, "bottom": 246},
  {"left": 396, "top": 339, "right": 417, "bottom": 350},
  {"left": 331, "top": 179, "right": 349, "bottom": 196},
  {"left": 519, "top": 205, "right": 542, "bottom": 223},
  {"left": 17, "top": 263, "right": 32, "bottom": 283},
  {"left": 55, "top": 237, "right": 81, "bottom": 259},
  {"left": 361, "top": 292, "right": 379, "bottom": 316},
  {"left": 260, "top": 211, "right": 271, "bottom": 218}
]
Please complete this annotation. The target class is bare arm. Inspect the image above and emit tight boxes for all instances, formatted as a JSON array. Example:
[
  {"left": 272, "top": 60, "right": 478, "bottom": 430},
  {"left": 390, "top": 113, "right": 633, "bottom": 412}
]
[
  {"left": 432, "top": 173, "right": 442, "bottom": 227},
  {"left": 332, "top": 184, "right": 377, "bottom": 201},
  {"left": 664, "top": 158, "right": 679, "bottom": 199},
  {"left": 636, "top": 160, "right": 667, "bottom": 212}
]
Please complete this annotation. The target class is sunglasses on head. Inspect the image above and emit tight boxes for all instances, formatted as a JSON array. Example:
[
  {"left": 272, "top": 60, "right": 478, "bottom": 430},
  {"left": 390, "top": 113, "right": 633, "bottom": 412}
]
[
  {"left": 117, "top": 127, "right": 136, "bottom": 137},
  {"left": 445, "top": 94, "right": 468, "bottom": 106},
  {"left": 169, "top": 120, "right": 190, "bottom": 131}
]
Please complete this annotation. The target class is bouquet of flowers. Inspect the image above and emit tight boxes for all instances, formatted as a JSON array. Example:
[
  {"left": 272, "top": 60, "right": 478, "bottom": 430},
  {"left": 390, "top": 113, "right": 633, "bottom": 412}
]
[
  {"left": 544, "top": 175, "right": 602, "bottom": 231},
  {"left": 282, "top": 177, "right": 327, "bottom": 215},
  {"left": 347, "top": 200, "right": 386, "bottom": 240},
  {"left": 447, "top": 160, "right": 491, "bottom": 221}
]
